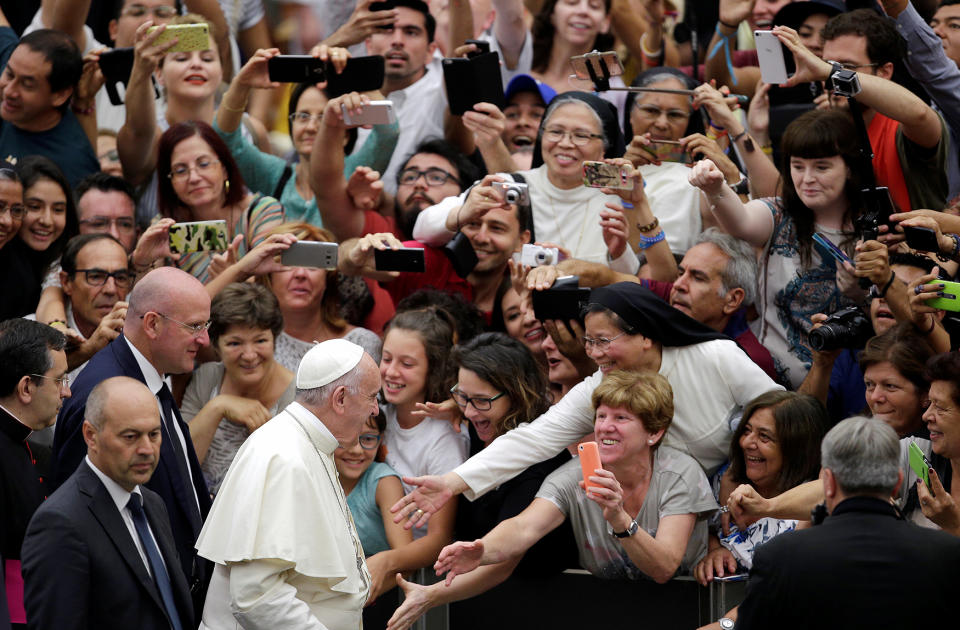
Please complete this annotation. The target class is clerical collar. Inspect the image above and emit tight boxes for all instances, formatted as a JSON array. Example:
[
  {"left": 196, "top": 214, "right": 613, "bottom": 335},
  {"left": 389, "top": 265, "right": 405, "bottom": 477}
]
[
  {"left": 86, "top": 455, "right": 144, "bottom": 514},
  {"left": 0, "top": 402, "right": 32, "bottom": 442},
  {"left": 284, "top": 402, "right": 339, "bottom": 455}
]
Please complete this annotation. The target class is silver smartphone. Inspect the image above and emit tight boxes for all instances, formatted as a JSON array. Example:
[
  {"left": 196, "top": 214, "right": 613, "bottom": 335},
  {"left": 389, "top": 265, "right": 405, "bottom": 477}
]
[
  {"left": 280, "top": 241, "right": 339, "bottom": 269},
  {"left": 755, "top": 30, "right": 789, "bottom": 84},
  {"left": 341, "top": 100, "right": 396, "bottom": 126}
]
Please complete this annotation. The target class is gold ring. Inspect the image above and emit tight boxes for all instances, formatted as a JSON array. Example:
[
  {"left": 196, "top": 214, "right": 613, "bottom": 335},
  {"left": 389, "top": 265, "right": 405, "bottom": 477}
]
[{"left": 415, "top": 508, "right": 425, "bottom": 518}]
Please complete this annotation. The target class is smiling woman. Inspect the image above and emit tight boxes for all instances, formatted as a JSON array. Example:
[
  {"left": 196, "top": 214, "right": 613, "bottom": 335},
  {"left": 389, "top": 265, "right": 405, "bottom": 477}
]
[
  {"left": 181, "top": 282, "right": 295, "bottom": 494},
  {"left": 155, "top": 120, "right": 284, "bottom": 283}
]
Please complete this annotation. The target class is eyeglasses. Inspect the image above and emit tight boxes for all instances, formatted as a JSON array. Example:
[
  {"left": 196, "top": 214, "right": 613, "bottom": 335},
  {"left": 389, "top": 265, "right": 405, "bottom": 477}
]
[
  {"left": 827, "top": 60, "right": 880, "bottom": 71},
  {"left": 168, "top": 158, "right": 221, "bottom": 181},
  {"left": 358, "top": 433, "right": 382, "bottom": 450},
  {"left": 78, "top": 216, "right": 136, "bottom": 232},
  {"left": 289, "top": 111, "right": 323, "bottom": 125},
  {"left": 122, "top": 4, "right": 179, "bottom": 19},
  {"left": 145, "top": 312, "right": 212, "bottom": 337},
  {"left": 73, "top": 268, "right": 137, "bottom": 288},
  {"left": 30, "top": 373, "right": 71, "bottom": 389},
  {"left": 633, "top": 103, "right": 691, "bottom": 124},
  {"left": 542, "top": 127, "right": 604, "bottom": 146},
  {"left": 582, "top": 332, "right": 626, "bottom": 350},
  {"left": 450, "top": 385, "right": 505, "bottom": 411},
  {"left": 0, "top": 200, "right": 25, "bottom": 220},
  {"left": 397, "top": 167, "right": 457, "bottom": 187},
  {"left": 99, "top": 149, "right": 120, "bottom": 162}
]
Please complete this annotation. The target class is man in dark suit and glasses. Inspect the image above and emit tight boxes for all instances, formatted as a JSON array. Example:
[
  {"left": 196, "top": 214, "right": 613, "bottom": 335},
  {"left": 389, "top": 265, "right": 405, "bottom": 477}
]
[
  {"left": 735, "top": 416, "right": 960, "bottom": 629},
  {"left": 22, "top": 376, "right": 193, "bottom": 630},
  {"left": 53, "top": 266, "right": 212, "bottom": 610}
]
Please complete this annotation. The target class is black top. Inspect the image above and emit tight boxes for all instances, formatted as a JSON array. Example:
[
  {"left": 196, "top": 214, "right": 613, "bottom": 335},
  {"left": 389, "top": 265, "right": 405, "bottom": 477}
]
[
  {"left": 0, "top": 407, "right": 46, "bottom": 562},
  {"left": 456, "top": 425, "right": 579, "bottom": 577}
]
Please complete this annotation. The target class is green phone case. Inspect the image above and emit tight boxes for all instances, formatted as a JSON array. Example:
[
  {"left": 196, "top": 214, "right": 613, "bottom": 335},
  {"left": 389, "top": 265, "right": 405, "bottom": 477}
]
[{"left": 908, "top": 441, "right": 931, "bottom": 488}]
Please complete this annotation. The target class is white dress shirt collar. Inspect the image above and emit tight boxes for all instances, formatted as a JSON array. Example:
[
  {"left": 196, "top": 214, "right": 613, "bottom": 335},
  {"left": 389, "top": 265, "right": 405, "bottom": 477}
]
[{"left": 124, "top": 336, "right": 167, "bottom": 394}]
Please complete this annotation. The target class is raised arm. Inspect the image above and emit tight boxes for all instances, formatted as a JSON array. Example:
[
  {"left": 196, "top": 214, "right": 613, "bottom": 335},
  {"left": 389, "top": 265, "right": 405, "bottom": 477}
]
[
  {"left": 311, "top": 93, "right": 371, "bottom": 241},
  {"left": 688, "top": 159, "right": 774, "bottom": 248},
  {"left": 215, "top": 48, "right": 280, "bottom": 135},
  {"left": 48, "top": 0, "right": 90, "bottom": 49},
  {"left": 705, "top": 0, "right": 762, "bottom": 94},
  {"left": 776, "top": 25, "right": 942, "bottom": 148},
  {"left": 491, "top": 0, "right": 527, "bottom": 70},
  {"left": 117, "top": 22, "right": 175, "bottom": 186}
]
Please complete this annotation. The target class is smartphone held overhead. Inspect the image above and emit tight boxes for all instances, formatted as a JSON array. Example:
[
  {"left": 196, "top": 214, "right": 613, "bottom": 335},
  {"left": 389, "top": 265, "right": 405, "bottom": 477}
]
[
  {"left": 147, "top": 23, "right": 210, "bottom": 53},
  {"left": 168, "top": 220, "right": 228, "bottom": 255},
  {"left": 755, "top": 30, "right": 791, "bottom": 85},
  {"left": 341, "top": 101, "right": 396, "bottom": 127}
]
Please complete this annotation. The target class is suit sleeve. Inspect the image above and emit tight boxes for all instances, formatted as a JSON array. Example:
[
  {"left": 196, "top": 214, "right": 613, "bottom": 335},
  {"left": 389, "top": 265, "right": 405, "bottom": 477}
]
[
  {"left": 732, "top": 543, "right": 779, "bottom": 629},
  {"left": 21, "top": 509, "right": 90, "bottom": 630},
  {"left": 228, "top": 559, "right": 330, "bottom": 630}
]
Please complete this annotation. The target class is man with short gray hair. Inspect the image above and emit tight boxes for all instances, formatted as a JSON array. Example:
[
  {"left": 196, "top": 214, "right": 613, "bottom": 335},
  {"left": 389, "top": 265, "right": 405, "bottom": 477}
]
[
  {"left": 196, "top": 338, "right": 381, "bottom": 630},
  {"left": 735, "top": 416, "right": 960, "bottom": 629}
]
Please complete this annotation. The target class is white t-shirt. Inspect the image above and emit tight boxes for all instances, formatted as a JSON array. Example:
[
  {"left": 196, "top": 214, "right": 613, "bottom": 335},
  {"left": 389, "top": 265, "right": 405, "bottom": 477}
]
[
  {"left": 382, "top": 403, "right": 469, "bottom": 538},
  {"left": 639, "top": 161, "right": 703, "bottom": 255}
]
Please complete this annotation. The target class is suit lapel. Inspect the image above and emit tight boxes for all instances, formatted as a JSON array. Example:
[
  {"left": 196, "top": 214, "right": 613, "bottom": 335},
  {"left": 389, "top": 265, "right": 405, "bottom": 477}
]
[{"left": 78, "top": 462, "right": 167, "bottom": 613}]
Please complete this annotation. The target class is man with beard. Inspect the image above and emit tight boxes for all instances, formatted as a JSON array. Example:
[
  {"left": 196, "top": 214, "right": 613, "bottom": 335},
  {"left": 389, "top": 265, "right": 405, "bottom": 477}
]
[{"left": 319, "top": 139, "right": 478, "bottom": 243}]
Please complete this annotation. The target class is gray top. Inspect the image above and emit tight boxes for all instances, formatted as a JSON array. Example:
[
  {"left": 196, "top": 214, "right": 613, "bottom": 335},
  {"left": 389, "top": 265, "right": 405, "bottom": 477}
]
[
  {"left": 536, "top": 445, "right": 718, "bottom": 580},
  {"left": 274, "top": 329, "right": 382, "bottom": 373}
]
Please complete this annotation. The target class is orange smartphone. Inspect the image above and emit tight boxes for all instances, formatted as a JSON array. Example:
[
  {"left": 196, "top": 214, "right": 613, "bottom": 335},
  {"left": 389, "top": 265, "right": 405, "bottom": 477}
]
[{"left": 578, "top": 441, "right": 602, "bottom": 493}]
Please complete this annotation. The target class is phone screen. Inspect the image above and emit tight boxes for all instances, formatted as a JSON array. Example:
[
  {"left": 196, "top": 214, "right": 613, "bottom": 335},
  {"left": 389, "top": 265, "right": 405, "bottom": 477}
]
[{"left": 647, "top": 141, "right": 689, "bottom": 164}]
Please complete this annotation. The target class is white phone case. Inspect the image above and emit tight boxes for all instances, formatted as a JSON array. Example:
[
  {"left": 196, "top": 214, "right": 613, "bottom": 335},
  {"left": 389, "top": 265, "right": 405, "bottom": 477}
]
[
  {"left": 754, "top": 30, "right": 789, "bottom": 85},
  {"left": 341, "top": 101, "right": 396, "bottom": 126}
]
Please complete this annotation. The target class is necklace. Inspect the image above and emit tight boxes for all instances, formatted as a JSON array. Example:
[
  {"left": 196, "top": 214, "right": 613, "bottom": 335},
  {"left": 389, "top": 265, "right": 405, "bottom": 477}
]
[{"left": 289, "top": 412, "right": 370, "bottom": 596}]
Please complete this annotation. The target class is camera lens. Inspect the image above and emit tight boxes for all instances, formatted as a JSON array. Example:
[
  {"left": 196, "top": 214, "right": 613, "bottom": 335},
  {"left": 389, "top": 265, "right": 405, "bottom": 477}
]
[
  {"left": 505, "top": 188, "right": 520, "bottom": 204},
  {"left": 535, "top": 250, "right": 553, "bottom": 265},
  {"left": 808, "top": 325, "right": 839, "bottom": 352}
]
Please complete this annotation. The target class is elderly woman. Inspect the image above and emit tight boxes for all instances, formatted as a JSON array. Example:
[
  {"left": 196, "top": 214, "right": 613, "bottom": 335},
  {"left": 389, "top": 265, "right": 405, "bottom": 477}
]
[
  {"left": 412, "top": 92, "right": 639, "bottom": 265},
  {"left": 182, "top": 282, "right": 295, "bottom": 494},
  {"left": 917, "top": 352, "right": 960, "bottom": 537},
  {"left": 392, "top": 281, "right": 781, "bottom": 527},
  {"left": 694, "top": 391, "right": 827, "bottom": 630},
  {"left": 430, "top": 371, "right": 717, "bottom": 589}
]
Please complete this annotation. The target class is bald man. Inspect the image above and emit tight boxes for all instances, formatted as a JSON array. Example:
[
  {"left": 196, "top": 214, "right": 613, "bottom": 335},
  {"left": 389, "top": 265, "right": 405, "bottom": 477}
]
[{"left": 52, "top": 267, "right": 212, "bottom": 621}]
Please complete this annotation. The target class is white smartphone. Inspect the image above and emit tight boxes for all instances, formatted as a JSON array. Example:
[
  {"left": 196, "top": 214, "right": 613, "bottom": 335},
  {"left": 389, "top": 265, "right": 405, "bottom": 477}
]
[
  {"left": 341, "top": 100, "right": 396, "bottom": 126},
  {"left": 754, "top": 30, "right": 790, "bottom": 84},
  {"left": 280, "top": 241, "right": 339, "bottom": 269}
]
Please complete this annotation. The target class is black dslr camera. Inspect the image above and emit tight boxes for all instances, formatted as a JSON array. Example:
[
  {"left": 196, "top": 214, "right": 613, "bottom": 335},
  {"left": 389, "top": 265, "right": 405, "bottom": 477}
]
[{"left": 808, "top": 306, "right": 874, "bottom": 352}]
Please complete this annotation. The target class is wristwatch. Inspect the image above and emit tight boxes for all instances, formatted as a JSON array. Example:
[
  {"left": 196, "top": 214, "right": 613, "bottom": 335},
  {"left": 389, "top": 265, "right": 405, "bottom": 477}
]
[
  {"left": 612, "top": 519, "right": 639, "bottom": 538},
  {"left": 827, "top": 62, "right": 861, "bottom": 97},
  {"left": 718, "top": 618, "right": 735, "bottom": 629}
]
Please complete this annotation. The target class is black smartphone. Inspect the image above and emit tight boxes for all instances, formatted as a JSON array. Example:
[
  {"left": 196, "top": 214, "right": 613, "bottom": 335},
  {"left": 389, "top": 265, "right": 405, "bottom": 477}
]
[
  {"left": 442, "top": 231, "right": 478, "bottom": 278},
  {"left": 904, "top": 225, "right": 940, "bottom": 252},
  {"left": 267, "top": 55, "right": 385, "bottom": 97},
  {"left": 374, "top": 247, "right": 426, "bottom": 272},
  {"left": 442, "top": 51, "right": 505, "bottom": 116},
  {"left": 532, "top": 284, "right": 590, "bottom": 322},
  {"left": 465, "top": 39, "right": 490, "bottom": 57},
  {"left": 98, "top": 47, "right": 135, "bottom": 106}
]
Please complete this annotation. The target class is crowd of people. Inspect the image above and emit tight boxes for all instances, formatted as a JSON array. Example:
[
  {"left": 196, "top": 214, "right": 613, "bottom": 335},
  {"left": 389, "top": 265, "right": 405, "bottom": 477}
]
[{"left": 2, "top": 0, "right": 960, "bottom": 628}]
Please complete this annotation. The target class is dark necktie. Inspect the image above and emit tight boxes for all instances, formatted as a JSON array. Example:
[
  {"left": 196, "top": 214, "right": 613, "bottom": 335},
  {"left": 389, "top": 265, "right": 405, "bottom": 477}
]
[
  {"left": 157, "top": 383, "right": 202, "bottom": 530},
  {"left": 127, "top": 493, "right": 184, "bottom": 630}
]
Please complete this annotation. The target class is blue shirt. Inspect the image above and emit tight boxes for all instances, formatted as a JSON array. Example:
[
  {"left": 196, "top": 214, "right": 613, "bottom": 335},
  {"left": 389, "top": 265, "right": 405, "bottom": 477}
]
[
  {"left": 0, "top": 27, "right": 100, "bottom": 187},
  {"left": 346, "top": 461, "right": 400, "bottom": 557}
]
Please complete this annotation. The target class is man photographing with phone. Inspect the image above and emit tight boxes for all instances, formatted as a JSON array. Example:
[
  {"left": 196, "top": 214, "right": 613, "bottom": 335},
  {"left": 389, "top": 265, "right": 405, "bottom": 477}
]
[{"left": 773, "top": 11, "right": 947, "bottom": 212}]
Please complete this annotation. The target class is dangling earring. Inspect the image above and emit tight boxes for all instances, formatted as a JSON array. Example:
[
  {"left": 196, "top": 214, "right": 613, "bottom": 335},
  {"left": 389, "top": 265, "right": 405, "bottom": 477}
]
[{"left": 224, "top": 179, "right": 230, "bottom": 195}]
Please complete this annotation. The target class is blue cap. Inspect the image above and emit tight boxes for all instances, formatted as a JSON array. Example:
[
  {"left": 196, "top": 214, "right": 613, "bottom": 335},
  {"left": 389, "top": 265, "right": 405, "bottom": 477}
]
[{"left": 504, "top": 74, "right": 557, "bottom": 107}]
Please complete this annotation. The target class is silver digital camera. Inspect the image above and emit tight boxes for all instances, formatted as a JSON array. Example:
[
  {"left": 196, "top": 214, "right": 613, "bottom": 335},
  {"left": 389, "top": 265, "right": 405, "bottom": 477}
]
[{"left": 518, "top": 243, "right": 560, "bottom": 267}]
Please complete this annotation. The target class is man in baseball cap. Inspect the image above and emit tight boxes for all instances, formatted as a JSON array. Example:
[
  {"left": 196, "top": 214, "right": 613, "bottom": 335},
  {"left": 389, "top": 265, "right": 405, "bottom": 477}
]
[{"left": 502, "top": 73, "right": 557, "bottom": 168}]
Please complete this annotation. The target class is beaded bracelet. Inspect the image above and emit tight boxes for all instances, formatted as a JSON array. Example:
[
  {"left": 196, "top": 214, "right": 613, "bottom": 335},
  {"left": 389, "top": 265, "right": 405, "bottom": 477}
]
[
  {"left": 46, "top": 320, "right": 67, "bottom": 329},
  {"left": 950, "top": 233, "right": 960, "bottom": 259},
  {"left": 636, "top": 217, "right": 659, "bottom": 233},
  {"left": 637, "top": 230, "right": 666, "bottom": 250}
]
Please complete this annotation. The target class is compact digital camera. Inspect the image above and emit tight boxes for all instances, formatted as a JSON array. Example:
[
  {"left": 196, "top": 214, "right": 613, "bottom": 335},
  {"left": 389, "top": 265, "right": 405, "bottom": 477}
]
[
  {"left": 492, "top": 181, "right": 530, "bottom": 206},
  {"left": 518, "top": 244, "right": 560, "bottom": 267}
]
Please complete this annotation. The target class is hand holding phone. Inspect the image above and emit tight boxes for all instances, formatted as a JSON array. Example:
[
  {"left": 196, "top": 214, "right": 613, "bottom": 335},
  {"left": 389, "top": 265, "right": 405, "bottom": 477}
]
[
  {"left": 754, "top": 30, "right": 790, "bottom": 84},
  {"left": 341, "top": 100, "right": 396, "bottom": 126},
  {"left": 813, "top": 232, "right": 852, "bottom": 264},
  {"left": 168, "top": 220, "right": 229, "bottom": 254},
  {"left": 909, "top": 441, "right": 931, "bottom": 489},
  {"left": 926, "top": 280, "right": 960, "bottom": 312},
  {"left": 578, "top": 441, "right": 603, "bottom": 493},
  {"left": 583, "top": 161, "right": 634, "bottom": 190}
]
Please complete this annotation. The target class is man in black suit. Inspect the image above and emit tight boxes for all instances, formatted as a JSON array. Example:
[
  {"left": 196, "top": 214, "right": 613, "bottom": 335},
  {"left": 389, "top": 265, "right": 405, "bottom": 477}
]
[
  {"left": 0, "top": 319, "right": 69, "bottom": 629},
  {"left": 735, "top": 416, "right": 960, "bottom": 629},
  {"left": 53, "top": 266, "right": 212, "bottom": 601},
  {"left": 22, "top": 376, "right": 193, "bottom": 630}
]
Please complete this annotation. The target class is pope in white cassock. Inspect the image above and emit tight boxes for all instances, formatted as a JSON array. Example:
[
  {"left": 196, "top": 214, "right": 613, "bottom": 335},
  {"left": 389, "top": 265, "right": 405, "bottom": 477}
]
[{"left": 196, "top": 339, "right": 382, "bottom": 629}]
